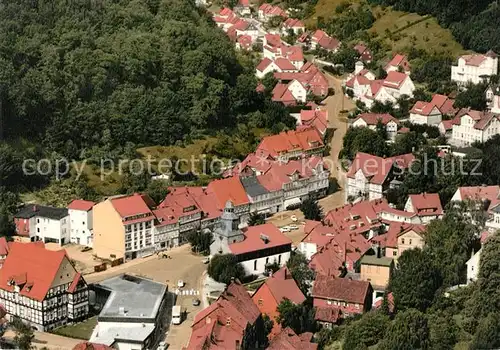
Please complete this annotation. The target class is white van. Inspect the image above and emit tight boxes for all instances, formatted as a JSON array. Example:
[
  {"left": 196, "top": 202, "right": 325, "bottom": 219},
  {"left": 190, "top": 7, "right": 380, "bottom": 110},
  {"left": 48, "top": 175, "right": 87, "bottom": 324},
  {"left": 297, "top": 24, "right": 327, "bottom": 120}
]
[{"left": 172, "top": 305, "right": 182, "bottom": 325}]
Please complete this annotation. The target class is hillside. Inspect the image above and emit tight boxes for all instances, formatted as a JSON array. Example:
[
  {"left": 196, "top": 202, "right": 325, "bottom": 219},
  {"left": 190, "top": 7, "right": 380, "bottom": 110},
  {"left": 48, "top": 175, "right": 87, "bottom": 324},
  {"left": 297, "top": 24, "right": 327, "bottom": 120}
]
[
  {"left": 0, "top": 0, "right": 294, "bottom": 158},
  {"left": 306, "top": 0, "right": 465, "bottom": 57}
]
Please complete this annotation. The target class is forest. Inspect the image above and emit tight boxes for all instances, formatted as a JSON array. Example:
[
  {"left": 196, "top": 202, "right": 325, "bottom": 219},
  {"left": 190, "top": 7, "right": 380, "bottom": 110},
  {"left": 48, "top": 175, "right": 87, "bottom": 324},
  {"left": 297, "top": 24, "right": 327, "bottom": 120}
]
[
  {"left": 0, "top": 0, "right": 293, "bottom": 159},
  {"left": 367, "top": 0, "right": 500, "bottom": 53}
]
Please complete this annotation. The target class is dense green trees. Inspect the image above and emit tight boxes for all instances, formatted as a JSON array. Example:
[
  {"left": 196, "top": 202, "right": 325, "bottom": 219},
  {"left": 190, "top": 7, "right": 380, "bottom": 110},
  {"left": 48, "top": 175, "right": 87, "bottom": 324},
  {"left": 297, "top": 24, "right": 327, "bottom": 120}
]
[
  {"left": 286, "top": 251, "right": 315, "bottom": 296},
  {"left": 0, "top": 0, "right": 293, "bottom": 157},
  {"left": 207, "top": 254, "right": 245, "bottom": 284},
  {"left": 300, "top": 198, "right": 323, "bottom": 221},
  {"left": 247, "top": 212, "right": 266, "bottom": 226},
  {"left": 378, "top": 309, "right": 430, "bottom": 350},
  {"left": 390, "top": 248, "right": 441, "bottom": 312},
  {"left": 277, "top": 298, "right": 317, "bottom": 335},
  {"left": 342, "top": 311, "right": 390, "bottom": 350}
]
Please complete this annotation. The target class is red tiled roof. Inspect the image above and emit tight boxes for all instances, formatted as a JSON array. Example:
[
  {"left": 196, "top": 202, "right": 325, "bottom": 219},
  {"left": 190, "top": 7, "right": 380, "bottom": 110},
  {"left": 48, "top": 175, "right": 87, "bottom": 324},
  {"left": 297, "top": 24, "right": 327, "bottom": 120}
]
[
  {"left": 280, "top": 46, "right": 304, "bottom": 62},
  {"left": 410, "top": 94, "right": 457, "bottom": 117},
  {"left": 455, "top": 108, "right": 499, "bottom": 130},
  {"left": 229, "top": 224, "right": 292, "bottom": 255},
  {"left": 110, "top": 193, "right": 155, "bottom": 221},
  {"left": 371, "top": 222, "right": 425, "bottom": 248},
  {"left": 300, "top": 110, "right": 328, "bottom": 134},
  {"left": 312, "top": 275, "right": 371, "bottom": 304},
  {"left": 257, "top": 156, "right": 326, "bottom": 192},
  {"left": 256, "top": 126, "right": 324, "bottom": 158},
  {"left": 256, "top": 57, "right": 273, "bottom": 72},
  {"left": 237, "top": 35, "right": 253, "bottom": 50},
  {"left": 188, "top": 282, "right": 261, "bottom": 349},
  {"left": 275, "top": 58, "right": 297, "bottom": 71},
  {"left": 353, "top": 113, "right": 399, "bottom": 126},
  {"left": 283, "top": 18, "right": 305, "bottom": 29},
  {"left": 207, "top": 177, "right": 249, "bottom": 208},
  {"left": 67, "top": 199, "right": 95, "bottom": 211},
  {"left": 0, "top": 243, "right": 69, "bottom": 301},
  {"left": 262, "top": 267, "right": 306, "bottom": 305},
  {"left": 456, "top": 185, "right": 500, "bottom": 212},
  {"left": 408, "top": 193, "right": 443, "bottom": 216},
  {"left": 268, "top": 327, "right": 318, "bottom": 350},
  {"left": 346, "top": 152, "right": 415, "bottom": 185},
  {"left": 232, "top": 19, "right": 249, "bottom": 31},
  {"left": 383, "top": 71, "right": 408, "bottom": 89},
  {"left": 0, "top": 237, "right": 9, "bottom": 256},
  {"left": 73, "top": 343, "right": 114, "bottom": 350},
  {"left": 385, "top": 54, "right": 410, "bottom": 72},
  {"left": 315, "top": 307, "right": 341, "bottom": 324},
  {"left": 461, "top": 54, "right": 488, "bottom": 67},
  {"left": 68, "top": 272, "right": 84, "bottom": 293},
  {"left": 272, "top": 83, "right": 297, "bottom": 105},
  {"left": 219, "top": 7, "right": 234, "bottom": 17}
]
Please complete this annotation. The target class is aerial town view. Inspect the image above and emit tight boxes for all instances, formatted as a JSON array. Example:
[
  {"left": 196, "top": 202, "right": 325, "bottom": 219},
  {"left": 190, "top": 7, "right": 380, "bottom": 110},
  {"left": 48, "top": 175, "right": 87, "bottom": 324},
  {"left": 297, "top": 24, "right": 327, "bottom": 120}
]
[{"left": 1, "top": 0, "right": 500, "bottom": 349}]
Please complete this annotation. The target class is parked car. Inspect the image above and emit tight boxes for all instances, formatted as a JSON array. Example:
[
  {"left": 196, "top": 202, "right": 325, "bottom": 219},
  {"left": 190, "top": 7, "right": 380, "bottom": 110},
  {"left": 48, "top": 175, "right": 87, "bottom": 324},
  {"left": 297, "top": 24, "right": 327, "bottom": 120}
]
[
  {"left": 177, "top": 280, "right": 185, "bottom": 288},
  {"left": 202, "top": 257, "right": 210, "bottom": 264},
  {"left": 192, "top": 298, "right": 201, "bottom": 306},
  {"left": 291, "top": 215, "right": 298, "bottom": 222},
  {"left": 280, "top": 226, "right": 290, "bottom": 233},
  {"left": 288, "top": 225, "right": 298, "bottom": 230}
]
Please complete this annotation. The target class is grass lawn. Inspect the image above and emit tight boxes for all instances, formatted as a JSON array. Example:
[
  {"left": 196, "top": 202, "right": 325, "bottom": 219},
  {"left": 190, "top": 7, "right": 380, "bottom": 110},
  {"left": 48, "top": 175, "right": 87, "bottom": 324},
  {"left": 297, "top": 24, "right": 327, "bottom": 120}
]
[
  {"left": 370, "top": 9, "right": 466, "bottom": 56},
  {"left": 305, "top": 0, "right": 466, "bottom": 57},
  {"left": 51, "top": 316, "right": 98, "bottom": 340}
]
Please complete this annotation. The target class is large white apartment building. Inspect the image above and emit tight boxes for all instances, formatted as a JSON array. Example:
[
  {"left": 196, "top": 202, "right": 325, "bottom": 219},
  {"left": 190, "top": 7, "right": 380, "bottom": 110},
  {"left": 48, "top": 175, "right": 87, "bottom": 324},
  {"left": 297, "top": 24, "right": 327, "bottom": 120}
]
[
  {"left": 0, "top": 242, "right": 89, "bottom": 331},
  {"left": 450, "top": 108, "right": 500, "bottom": 146},
  {"left": 14, "top": 204, "right": 70, "bottom": 245},
  {"left": 451, "top": 51, "right": 498, "bottom": 86}
]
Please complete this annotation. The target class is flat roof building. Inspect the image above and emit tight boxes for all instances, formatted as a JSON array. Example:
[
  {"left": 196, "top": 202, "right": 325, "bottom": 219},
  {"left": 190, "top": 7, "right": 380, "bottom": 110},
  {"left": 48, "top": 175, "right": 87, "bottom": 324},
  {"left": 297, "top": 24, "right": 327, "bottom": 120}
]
[{"left": 90, "top": 275, "right": 168, "bottom": 350}]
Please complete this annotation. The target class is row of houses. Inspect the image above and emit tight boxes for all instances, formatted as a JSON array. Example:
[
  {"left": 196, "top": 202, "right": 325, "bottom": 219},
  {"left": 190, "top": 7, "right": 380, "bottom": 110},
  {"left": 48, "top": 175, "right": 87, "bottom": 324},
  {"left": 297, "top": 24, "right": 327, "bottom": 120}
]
[
  {"left": 345, "top": 59, "right": 416, "bottom": 109},
  {"left": 14, "top": 124, "right": 329, "bottom": 261}
]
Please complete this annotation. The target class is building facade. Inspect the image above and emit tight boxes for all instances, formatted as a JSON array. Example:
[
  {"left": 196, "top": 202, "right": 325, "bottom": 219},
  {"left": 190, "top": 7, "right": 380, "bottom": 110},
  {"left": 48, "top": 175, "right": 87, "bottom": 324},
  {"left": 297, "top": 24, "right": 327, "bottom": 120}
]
[
  {"left": 0, "top": 242, "right": 89, "bottom": 331},
  {"left": 67, "top": 200, "right": 95, "bottom": 247},
  {"left": 451, "top": 51, "right": 498, "bottom": 86}
]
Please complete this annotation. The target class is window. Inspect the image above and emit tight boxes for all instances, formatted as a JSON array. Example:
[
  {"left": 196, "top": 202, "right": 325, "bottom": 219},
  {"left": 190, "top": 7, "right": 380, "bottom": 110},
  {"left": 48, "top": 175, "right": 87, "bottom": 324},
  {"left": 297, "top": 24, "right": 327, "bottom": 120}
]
[
  {"left": 265, "top": 257, "right": 269, "bottom": 265},
  {"left": 401, "top": 238, "right": 405, "bottom": 244},
  {"left": 393, "top": 251, "right": 397, "bottom": 256},
  {"left": 254, "top": 260, "right": 257, "bottom": 271},
  {"left": 409, "top": 239, "right": 412, "bottom": 245},
  {"left": 278, "top": 255, "right": 281, "bottom": 264}
]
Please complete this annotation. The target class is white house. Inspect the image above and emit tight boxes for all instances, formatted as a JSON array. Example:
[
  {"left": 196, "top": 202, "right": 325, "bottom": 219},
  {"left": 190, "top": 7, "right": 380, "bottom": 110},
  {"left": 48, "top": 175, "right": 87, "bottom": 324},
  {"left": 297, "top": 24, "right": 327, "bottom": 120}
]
[
  {"left": 450, "top": 108, "right": 500, "bottom": 146},
  {"left": 486, "top": 84, "right": 500, "bottom": 114},
  {"left": 229, "top": 224, "right": 292, "bottom": 275},
  {"left": 67, "top": 199, "right": 95, "bottom": 247},
  {"left": 351, "top": 113, "right": 399, "bottom": 141},
  {"left": 384, "top": 54, "right": 411, "bottom": 74},
  {"left": 409, "top": 94, "right": 457, "bottom": 126},
  {"left": 466, "top": 248, "right": 481, "bottom": 284},
  {"left": 234, "top": 0, "right": 251, "bottom": 16},
  {"left": 345, "top": 152, "right": 414, "bottom": 202},
  {"left": 282, "top": 18, "right": 305, "bottom": 35},
  {"left": 347, "top": 70, "right": 415, "bottom": 109},
  {"left": 451, "top": 51, "right": 498, "bottom": 86},
  {"left": 14, "top": 204, "right": 70, "bottom": 245},
  {"left": 287, "top": 79, "right": 308, "bottom": 103},
  {"left": 404, "top": 193, "right": 443, "bottom": 224}
]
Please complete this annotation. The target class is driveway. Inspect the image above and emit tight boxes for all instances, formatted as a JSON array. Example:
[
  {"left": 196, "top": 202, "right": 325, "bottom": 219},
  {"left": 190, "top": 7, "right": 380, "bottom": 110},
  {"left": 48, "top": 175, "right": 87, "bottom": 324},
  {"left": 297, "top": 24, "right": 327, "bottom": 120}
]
[{"left": 319, "top": 72, "right": 356, "bottom": 210}]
